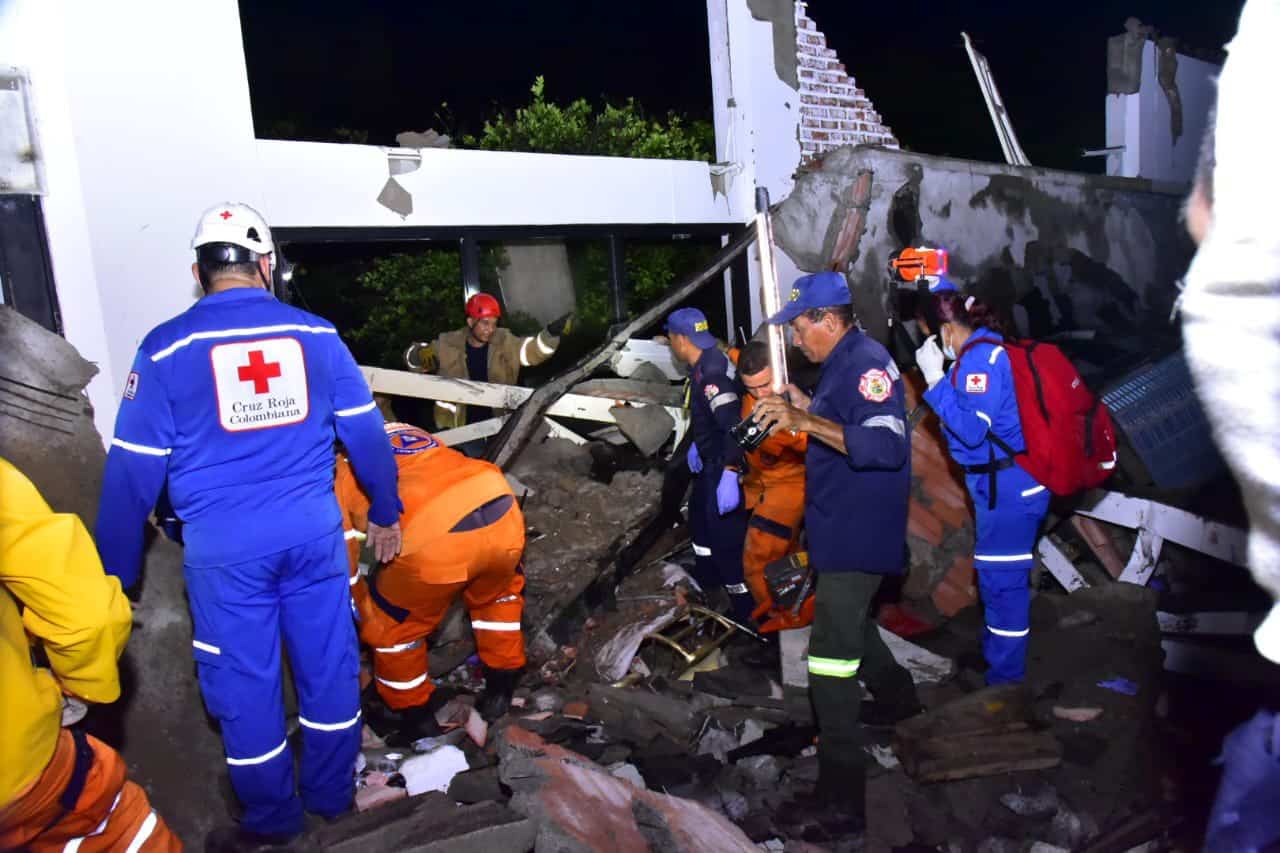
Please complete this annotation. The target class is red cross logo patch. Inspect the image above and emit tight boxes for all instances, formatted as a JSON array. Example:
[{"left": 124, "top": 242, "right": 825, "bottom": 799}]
[
  {"left": 965, "top": 373, "right": 989, "bottom": 393},
  {"left": 219, "top": 210, "right": 233, "bottom": 220},
  {"left": 210, "top": 337, "right": 309, "bottom": 432}
]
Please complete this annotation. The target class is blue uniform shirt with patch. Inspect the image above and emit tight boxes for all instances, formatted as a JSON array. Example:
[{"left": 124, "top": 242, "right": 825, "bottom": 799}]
[
  {"left": 921, "top": 328, "right": 1026, "bottom": 466},
  {"left": 805, "top": 329, "right": 911, "bottom": 575},
  {"left": 95, "top": 288, "right": 400, "bottom": 587},
  {"left": 688, "top": 346, "right": 744, "bottom": 472}
]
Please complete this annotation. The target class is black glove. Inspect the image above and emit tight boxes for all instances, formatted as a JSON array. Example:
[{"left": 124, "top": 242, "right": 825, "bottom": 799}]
[{"left": 546, "top": 312, "right": 575, "bottom": 337}]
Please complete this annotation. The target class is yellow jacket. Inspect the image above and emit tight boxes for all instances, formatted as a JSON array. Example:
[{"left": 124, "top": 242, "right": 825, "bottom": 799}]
[{"left": 0, "top": 458, "right": 132, "bottom": 805}]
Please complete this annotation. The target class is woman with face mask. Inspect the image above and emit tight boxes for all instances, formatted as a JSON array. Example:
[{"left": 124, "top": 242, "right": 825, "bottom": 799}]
[{"left": 913, "top": 278, "right": 1050, "bottom": 685}]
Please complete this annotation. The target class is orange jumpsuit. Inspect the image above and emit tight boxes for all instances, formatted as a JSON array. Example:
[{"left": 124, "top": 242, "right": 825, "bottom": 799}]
[
  {"left": 739, "top": 396, "right": 808, "bottom": 609},
  {"left": 0, "top": 458, "right": 180, "bottom": 852},
  {"left": 335, "top": 424, "right": 526, "bottom": 711}
]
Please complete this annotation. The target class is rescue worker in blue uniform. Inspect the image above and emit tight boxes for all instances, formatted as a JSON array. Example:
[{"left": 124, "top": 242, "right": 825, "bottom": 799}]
[
  {"left": 94, "top": 203, "right": 403, "bottom": 850},
  {"left": 915, "top": 279, "right": 1051, "bottom": 684},
  {"left": 664, "top": 307, "right": 753, "bottom": 624},
  {"left": 752, "top": 272, "right": 920, "bottom": 836}
]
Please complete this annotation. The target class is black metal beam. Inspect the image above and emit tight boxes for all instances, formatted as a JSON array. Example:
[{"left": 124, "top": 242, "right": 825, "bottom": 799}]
[{"left": 273, "top": 222, "right": 743, "bottom": 245}]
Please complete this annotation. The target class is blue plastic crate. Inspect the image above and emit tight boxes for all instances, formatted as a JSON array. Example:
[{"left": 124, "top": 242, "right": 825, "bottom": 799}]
[{"left": 1101, "top": 353, "right": 1226, "bottom": 490}]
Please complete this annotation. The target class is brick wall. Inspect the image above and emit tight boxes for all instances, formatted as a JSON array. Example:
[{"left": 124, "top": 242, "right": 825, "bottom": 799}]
[{"left": 796, "top": 2, "right": 898, "bottom": 160}]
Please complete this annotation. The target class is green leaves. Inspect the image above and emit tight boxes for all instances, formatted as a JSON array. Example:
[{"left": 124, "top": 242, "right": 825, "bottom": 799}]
[{"left": 463, "top": 77, "right": 713, "bottom": 162}]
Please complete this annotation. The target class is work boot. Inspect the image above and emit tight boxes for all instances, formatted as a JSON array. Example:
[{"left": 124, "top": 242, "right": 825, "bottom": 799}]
[
  {"left": 362, "top": 684, "right": 454, "bottom": 747},
  {"left": 476, "top": 666, "right": 522, "bottom": 722},
  {"left": 859, "top": 700, "right": 925, "bottom": 729},
  {"left": 779, "top": 754, "right": 867, "bottom": 839}
]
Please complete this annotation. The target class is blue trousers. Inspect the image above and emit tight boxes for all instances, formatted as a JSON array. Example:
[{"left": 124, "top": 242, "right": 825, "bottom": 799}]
[
  {"left": 689, "top": 469, "right": 752, "bottom": 623},
  {"left": 968, "top": 467, "right": 1050, "bottom": 685},
  {"left": 185, "top": 530, "right": 360, "bottom": 836}
]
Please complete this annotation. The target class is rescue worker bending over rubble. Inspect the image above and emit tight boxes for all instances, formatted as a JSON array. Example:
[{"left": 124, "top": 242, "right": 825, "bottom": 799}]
[
  {"left": 94, "top": 203, "right": 402, "bottom": 850},
  {"left": 337, "top": 422, "right": 527, "bottom": 743},
  {"left": 914, "top": 280, "right": 1050, "bottom": 685},
  {"left": 752, "top": 272, "right": 921, "bottom": 834},
  {"left": 734, "top": 340, "right": 808, "bottom": 618},
  {"left": 665, "top": 307, "right": 754, "bottom": 625},
  {"left": 0, "top": 458, "right": 180, "bottom": 852},
  {"left": 404, "top": 293, "right": 572, "bottom": 448}
]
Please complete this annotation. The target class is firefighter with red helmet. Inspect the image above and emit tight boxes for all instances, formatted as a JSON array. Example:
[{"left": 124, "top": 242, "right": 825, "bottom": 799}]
[{"left": 404, "top": 295, "right": 572, "bottom": 442}]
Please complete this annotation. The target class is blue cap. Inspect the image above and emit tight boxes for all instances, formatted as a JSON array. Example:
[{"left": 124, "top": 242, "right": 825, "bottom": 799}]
[
  {"left": 767, "top": 271, "right": 851, "bottom": 325},
  {"left": 925, "top": 275, "right": 958, "bottom": 294},
  {"left": 665, "top": 307, "right": 717, "bottom": 349}
]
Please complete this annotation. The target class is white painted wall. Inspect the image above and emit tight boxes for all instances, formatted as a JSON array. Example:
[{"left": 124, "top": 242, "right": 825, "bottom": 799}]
[
  {"left": 1105, "top": 40, "right": 1219, "bottom": 185},
  {"left": 707, "top": 0, "right": 805, "bottom": 333},
  {"left": 4, "top": 0, "right": 749, "bottom": 436}
]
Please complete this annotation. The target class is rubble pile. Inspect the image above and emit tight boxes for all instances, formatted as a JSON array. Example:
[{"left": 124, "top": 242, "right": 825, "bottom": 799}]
[{"left": 318, "top": 540, "right": 1176, "bottom": 852}]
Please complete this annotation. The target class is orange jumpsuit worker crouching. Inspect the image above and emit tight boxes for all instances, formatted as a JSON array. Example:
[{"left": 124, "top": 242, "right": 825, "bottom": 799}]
[
  {"left": 0, "top": 458, "right": 180, "bottom": 852},
  {"left": 735, "top": 341, "right": 808, "bottom": 613},
  {"left": 335, "top": 423, "right": 526, "bottom": 727}
]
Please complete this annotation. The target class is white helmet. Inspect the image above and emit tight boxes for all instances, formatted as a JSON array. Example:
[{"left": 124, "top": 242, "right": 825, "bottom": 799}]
[{"left": 190, "top": 202, "right": 274, "bottom": 262}]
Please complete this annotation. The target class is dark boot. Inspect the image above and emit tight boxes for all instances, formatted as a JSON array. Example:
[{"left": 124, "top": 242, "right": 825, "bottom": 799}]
[
  {"left": 780, "top": 755, "right": 867, "bottom": 839},
  {"left": 859, "top": 700, "right": 925, "bottom": 728},
  {"left": 476, "top": 666, "right": 522, "bottom": 722},
  {"left": 362, "top": 683, "right": 454, "bottom": 747},
  {"left": 205, "top": 826, "right": 307, "bottom": 852}
]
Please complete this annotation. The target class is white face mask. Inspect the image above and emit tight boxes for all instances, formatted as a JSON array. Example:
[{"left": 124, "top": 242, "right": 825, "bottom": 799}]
[{"left": 941, "top": 328, "right": 957, "bottom": 361}]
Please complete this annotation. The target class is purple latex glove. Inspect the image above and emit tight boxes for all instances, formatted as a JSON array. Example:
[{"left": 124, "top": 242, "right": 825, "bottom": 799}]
[
  {"left": 716, "top": 468, "right": 741, "bottom": 515},
  {"left": 687, "top": 442, "right": 703, "bottom": 474}
]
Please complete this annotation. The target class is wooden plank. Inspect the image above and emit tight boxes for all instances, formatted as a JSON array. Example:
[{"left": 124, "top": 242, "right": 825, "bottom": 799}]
[
  {"left": 896, "top": 730, "right": 1062, "bottom": 782},
  {"left": 894, "top": 683, "right": 1032, "bottom": 743}
]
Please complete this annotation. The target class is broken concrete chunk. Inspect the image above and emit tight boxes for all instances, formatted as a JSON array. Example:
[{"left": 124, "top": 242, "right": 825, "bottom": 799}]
[
  {"left": 878, "top": 625, "right": 955, "bottom": 684},
  {"left": 608, "top": 762, "right": 648, "bottom": 790},
  {"left": 498, "top": 726, "right": 756, "bottom": 852},
  {"left": 447, "top": 766, "right": 506, "bottom": 805},
  {"left": 999, "top": 787, "right": 1059, "bottom": 819},
  {"left": 609, "top": 403, "right": 675, "bottom": 457},
  {"left": 313, "top": 792, "right": 534, "bottom": 853},
  {"left": 738, "top": 718, "right": 767, "bottom": 747},
  {"left": 399, "top": 746, "right": 470, "bottom": 796},
  {"left": 395, "top": 129, "right": 451, "bottom": 149}
]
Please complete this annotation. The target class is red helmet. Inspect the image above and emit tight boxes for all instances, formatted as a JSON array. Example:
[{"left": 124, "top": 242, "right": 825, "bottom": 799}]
[{"left": 465, "top": 293, "right": 502, "bottom": 320}]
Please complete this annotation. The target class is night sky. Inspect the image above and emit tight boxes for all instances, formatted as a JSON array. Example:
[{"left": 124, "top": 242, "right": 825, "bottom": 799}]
[{"left": 239, "top": 0, "right": 1242, "bottom": 171}]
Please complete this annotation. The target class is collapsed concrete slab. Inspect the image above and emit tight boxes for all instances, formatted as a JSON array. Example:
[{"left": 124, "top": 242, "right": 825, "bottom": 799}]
[
  {"left": 310, "top": 791, "right": 535, "bottom": 853},
  {"left": 0, "top": 305, "right": 106, "bottom": 526},
  {"left": 497, "top": 725, "right": 757, "bottom": 853},
  {"left": 773, "top": 144, "right": 1190, "bottom": 354}
]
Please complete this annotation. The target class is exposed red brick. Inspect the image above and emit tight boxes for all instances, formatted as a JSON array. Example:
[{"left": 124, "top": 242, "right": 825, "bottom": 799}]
[
  {"left": 908, "top": 500, "right": 945, "bottom": 547},
  {"left": 932, "top": 557, "right": 978, "bottom": 616}
]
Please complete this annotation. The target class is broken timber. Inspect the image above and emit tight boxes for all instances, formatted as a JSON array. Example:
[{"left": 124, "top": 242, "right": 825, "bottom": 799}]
[
  {"left": 486, "top": 224, "right": 758, "bottom": 471},
  {"left": 893, "top": 684, "right": 1061, "bottom": 782}
]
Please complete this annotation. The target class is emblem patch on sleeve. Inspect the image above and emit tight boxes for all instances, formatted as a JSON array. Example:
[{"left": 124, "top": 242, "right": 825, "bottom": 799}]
[
  {"left": 210, "top": 337, "right": 310, "bottom": 432},
  {"left": 965, "top": 373, "right": 989, "bottom": 393},
  {"left": 123, "top": 371, "right": 140, "bottom": 400},
  {"left": 704, "top": 383, "right": 720, "bottom": 400},
  {"left": 858, "top": 368, "right": 892, "bottom": 403}
]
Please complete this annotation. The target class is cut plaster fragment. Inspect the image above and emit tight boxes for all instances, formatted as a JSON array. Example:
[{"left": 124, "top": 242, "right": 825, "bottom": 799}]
[{"left": 377, "top": 176, "right": 412, "bottom": 218}]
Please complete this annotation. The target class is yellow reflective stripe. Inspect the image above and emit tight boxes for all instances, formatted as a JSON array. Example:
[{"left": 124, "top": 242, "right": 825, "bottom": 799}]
[{"left": 807, "top": 655, "right": 861, "bottom": 678}]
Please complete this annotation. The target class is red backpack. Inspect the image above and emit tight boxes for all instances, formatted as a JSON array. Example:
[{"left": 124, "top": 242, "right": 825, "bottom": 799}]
[{"left": 954, "top": 337, "right": 1117, "bottom": 496}]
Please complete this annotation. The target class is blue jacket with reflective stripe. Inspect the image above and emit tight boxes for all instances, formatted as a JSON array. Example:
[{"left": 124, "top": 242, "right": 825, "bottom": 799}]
[
  {"left": 95, "top": 288, "right": 399, "bottom": 586},
  {"left": 921, "top": 328, "right": 1026, "bottom": 467},
  {"left": 804, "top": 329, "right": 910, "bottom": 574},
  {"left": 688, "top": 346, "right": 744, "bottom": 473}
]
